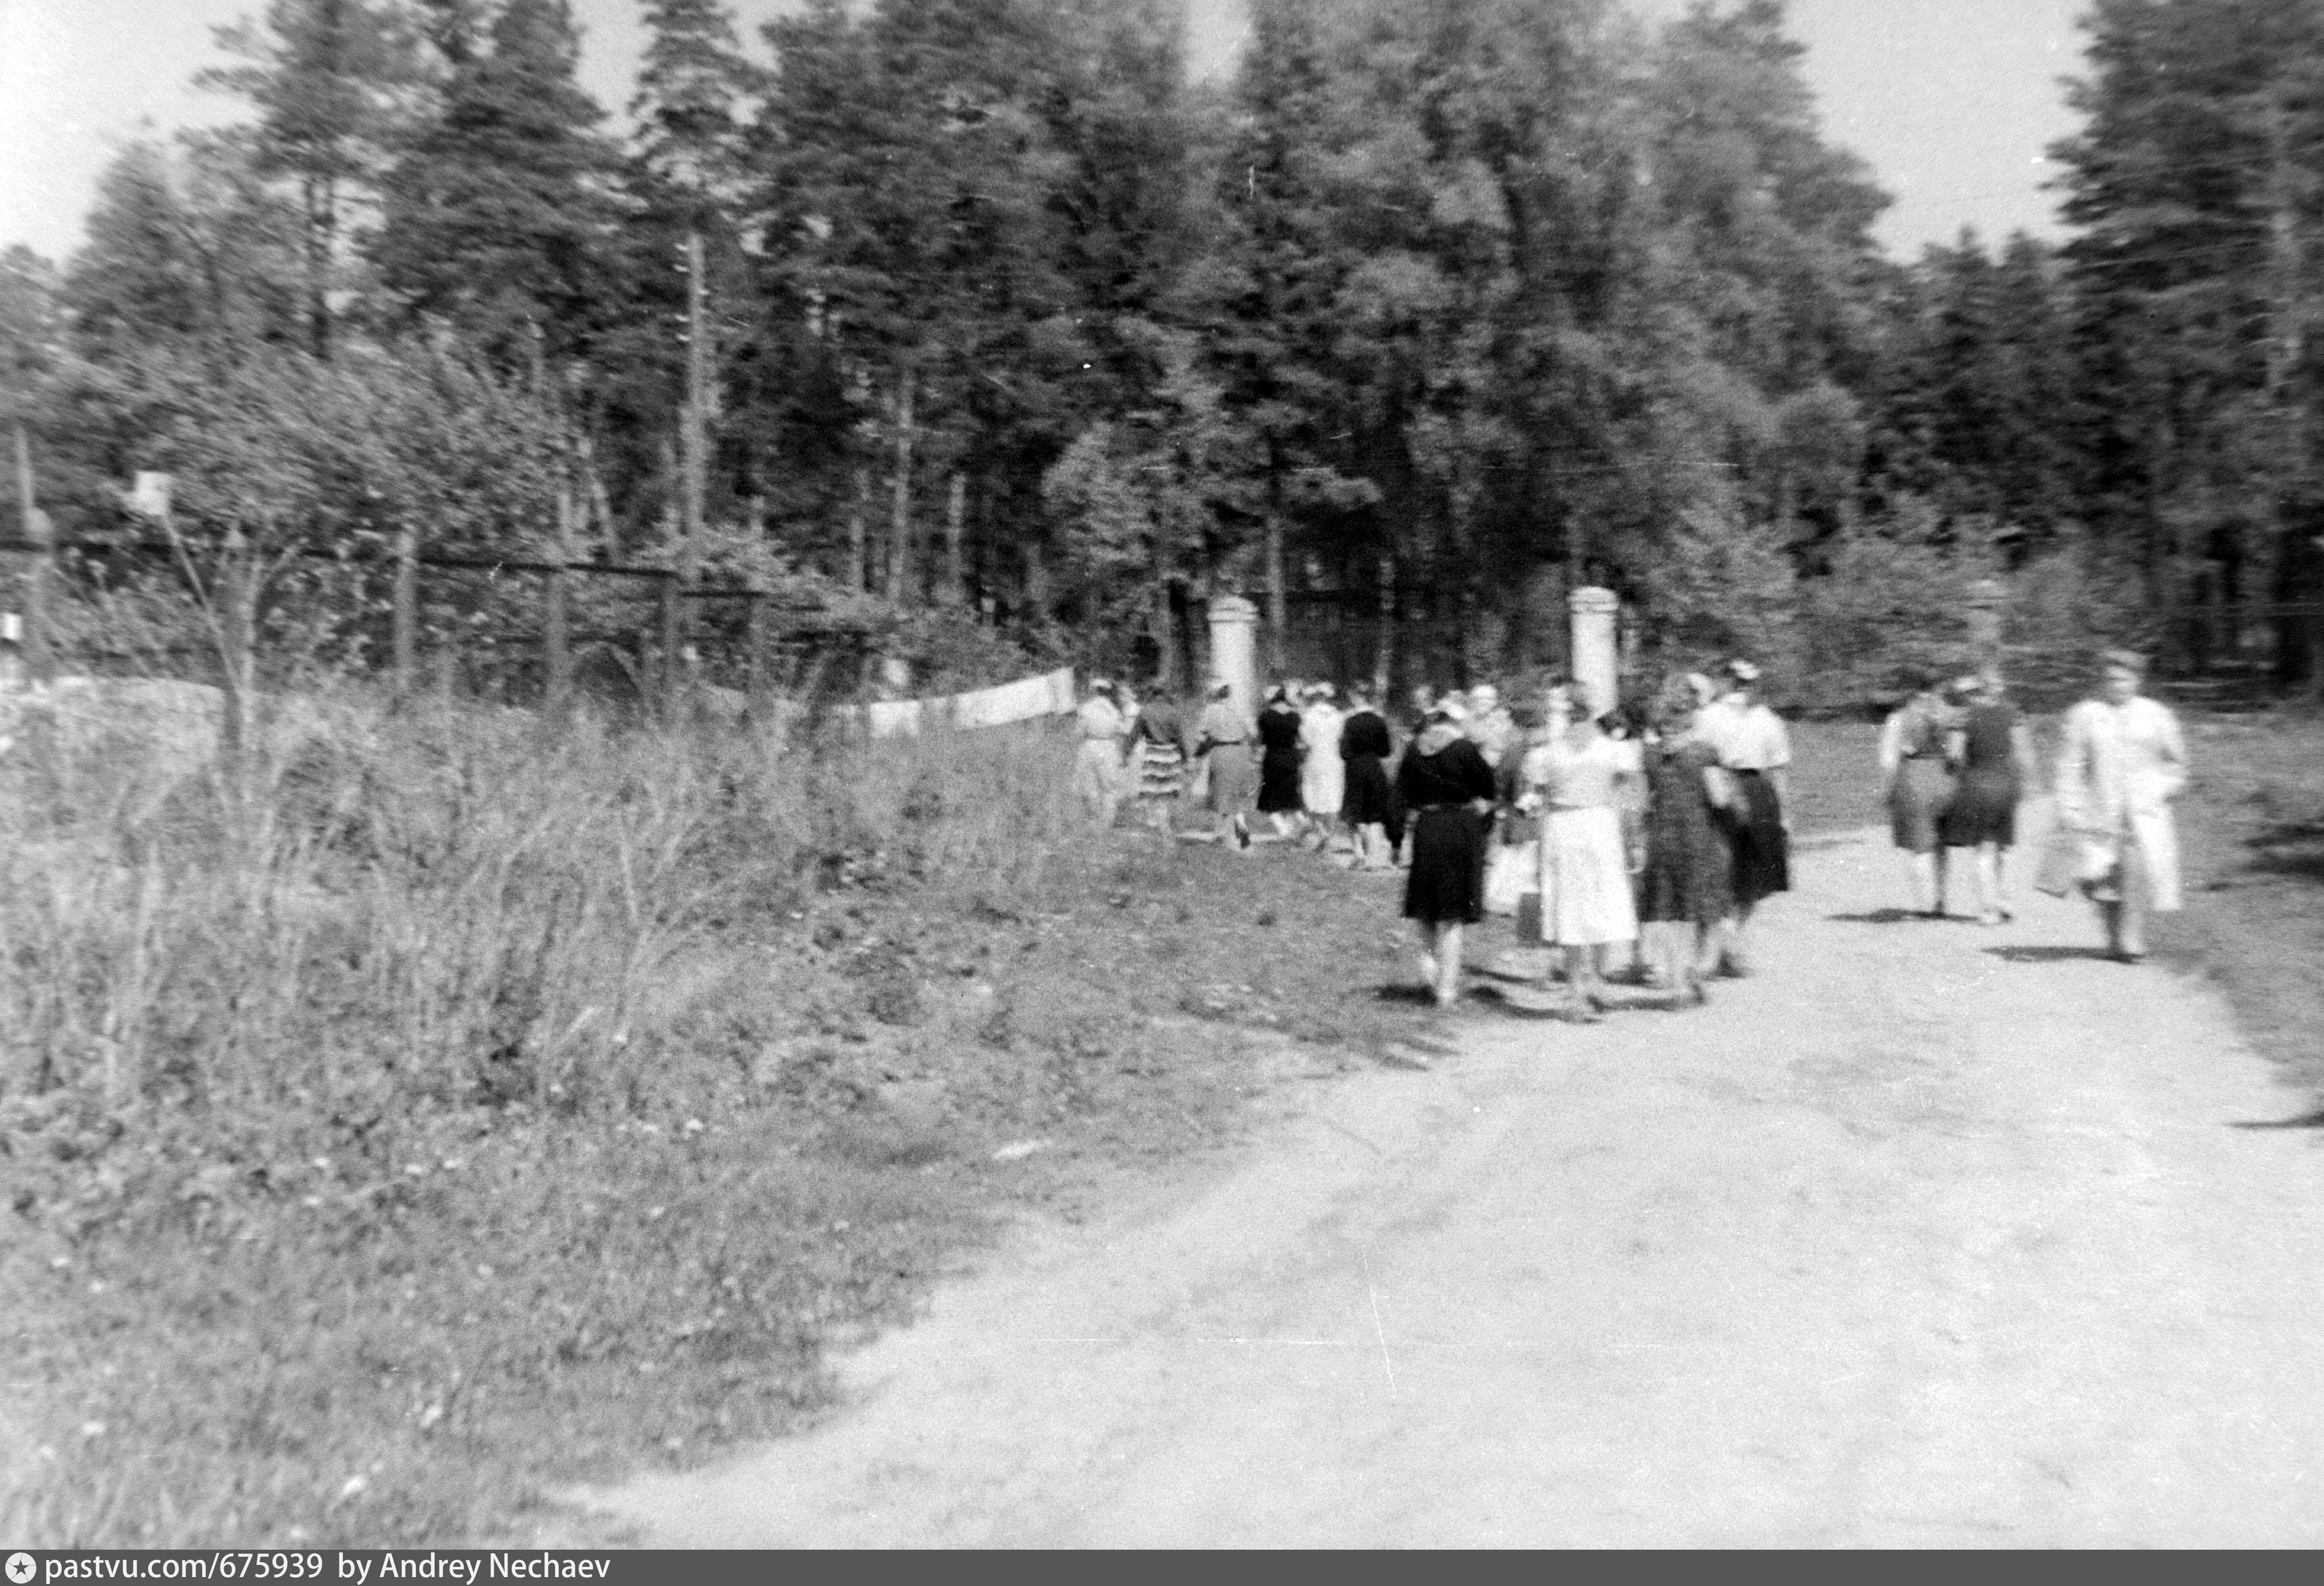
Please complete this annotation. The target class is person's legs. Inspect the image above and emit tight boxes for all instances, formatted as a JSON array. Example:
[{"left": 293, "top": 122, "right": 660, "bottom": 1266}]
[
  {"left": 1436, "top": 922, "right": 1465, "bottom": 1005},
  {"left": 1906, "top": 851, "right": 1933, "bottom": 913},
  {"left": 1415, "top": 921, "right": 1440, "bottom": 988},
  {"left": 1973, "top": 843, "right": 2002, "bottom": 922},
  {"left": 2117, "top": 839, "right": 2151, "bottom": 958},
  {"left": 1991, "top": 843, "right": 2015, "bottom": 919},
  {"left": 1570, "top": 943, "right": 1607, "bottom": 1015}
]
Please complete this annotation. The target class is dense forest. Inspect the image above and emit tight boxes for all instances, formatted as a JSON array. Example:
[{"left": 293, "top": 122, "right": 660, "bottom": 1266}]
[{"left": 2, "top": 0, "right": 2322, "bottom": 705}]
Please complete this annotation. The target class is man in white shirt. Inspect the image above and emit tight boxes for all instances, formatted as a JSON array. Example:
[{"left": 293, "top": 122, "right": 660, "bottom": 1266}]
[{"left": 2054, "top": 648, "right": 2186, "bottom": 961}]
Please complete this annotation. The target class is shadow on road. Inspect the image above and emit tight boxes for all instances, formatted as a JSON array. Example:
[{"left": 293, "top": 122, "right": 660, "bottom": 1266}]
[
  {"left": 1826, "top": 908, "right": 1943, "bottom": 925},
  {"left": 1982, "top": 945, "right": 2117, "bottom": 965},
  {"left": 2228, "top": 1109, "right": 2324, "bottom": 1130}
]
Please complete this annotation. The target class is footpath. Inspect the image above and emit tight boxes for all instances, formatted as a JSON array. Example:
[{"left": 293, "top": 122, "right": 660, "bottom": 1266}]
[{"left": 576, "top": 802, "right": 2324, "bottom": 1546}]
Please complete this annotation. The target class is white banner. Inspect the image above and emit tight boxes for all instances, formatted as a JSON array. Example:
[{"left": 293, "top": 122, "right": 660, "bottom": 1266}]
[{"left": 865, "top": 665, "right": 1077, "bottom": 739}]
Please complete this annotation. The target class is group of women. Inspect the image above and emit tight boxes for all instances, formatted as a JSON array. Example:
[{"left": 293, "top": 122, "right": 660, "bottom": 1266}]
[
  {"left": 1398, "top": 660, "right": 1793, "bottom": 1013},
  {"left": 1881, "top": 648, "right": 2189, "bottom": 962},
  {"left": 1079, "top": 676, "right": 1409, "bottom": 862}
]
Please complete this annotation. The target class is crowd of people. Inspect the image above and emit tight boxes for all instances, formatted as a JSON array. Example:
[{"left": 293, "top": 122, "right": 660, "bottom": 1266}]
[
  {"left": 1075, "top": 645, "right": 2192, "bottom": 1007},
  {"left": 1073, "top": 658, "right": 1796, "bottom": 1016}
]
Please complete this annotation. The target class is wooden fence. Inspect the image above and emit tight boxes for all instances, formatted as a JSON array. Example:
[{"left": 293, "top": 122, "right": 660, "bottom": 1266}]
[{"left": 0, "top": 523, "right": 873, "bottom": 741}]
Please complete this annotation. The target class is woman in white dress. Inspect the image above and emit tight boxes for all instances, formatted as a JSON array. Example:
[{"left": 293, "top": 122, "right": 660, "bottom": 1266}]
[
  {"left": 2054, "top": 648, "right": 2188, "bottom": 962},
  {"left": 1298, "top": 684, "right": 1346, "bottom": 844},
  {"left": 1523, "top": 697, "right": 1643, "bottom": 1019}
]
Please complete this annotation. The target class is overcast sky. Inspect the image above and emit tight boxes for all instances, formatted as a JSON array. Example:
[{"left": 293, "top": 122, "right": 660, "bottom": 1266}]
[{"left": 0, "top": 0, "right": 2087, "bottom": 266}]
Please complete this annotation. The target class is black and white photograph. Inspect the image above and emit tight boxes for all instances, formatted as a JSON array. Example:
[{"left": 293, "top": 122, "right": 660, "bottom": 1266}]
[{"left": 4, "top": 0, "right": 2324, "bottom": 1553}]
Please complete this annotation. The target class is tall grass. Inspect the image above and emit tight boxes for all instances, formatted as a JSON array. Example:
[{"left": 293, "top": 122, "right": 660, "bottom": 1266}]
[{"left": 0, "top": 686, "right": 1099, "bottom": 1544}]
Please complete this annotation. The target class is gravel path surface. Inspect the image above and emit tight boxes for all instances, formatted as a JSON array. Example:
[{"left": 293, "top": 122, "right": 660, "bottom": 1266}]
[{"left": 578, "top": 804, "right": 2324, "bottom": 1546}]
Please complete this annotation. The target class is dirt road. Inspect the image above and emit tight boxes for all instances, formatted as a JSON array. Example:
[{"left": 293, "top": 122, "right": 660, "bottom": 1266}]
[{"left": 580, "top": 807, "right": 2324, "bottom": 1546}]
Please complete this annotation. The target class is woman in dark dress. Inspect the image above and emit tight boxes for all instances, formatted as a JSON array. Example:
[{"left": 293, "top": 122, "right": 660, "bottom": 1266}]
[
  {"left": 1396, "top": 698, "right": 1499, "bottom": 1007},
  {"left": 1937, "top": 668, "right": 2038, "bottom": 924},
  {"left": 1255, "top": 686, "right": 1306, "bottom": 839},
  {"left": 1637, "top": 678, "right": 1735, "bottom": 1009},
  {"left": 1340, "top": 685, "right": 1399, "bottom": 870}
]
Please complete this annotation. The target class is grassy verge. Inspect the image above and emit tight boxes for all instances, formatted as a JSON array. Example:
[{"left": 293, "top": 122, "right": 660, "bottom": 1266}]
[
  {"left": 2146, "top": 707, "right": 2324, "bottom": 1111},
  {"left": 0, "top": 694, "right": 1447, "bottom": 1546}
]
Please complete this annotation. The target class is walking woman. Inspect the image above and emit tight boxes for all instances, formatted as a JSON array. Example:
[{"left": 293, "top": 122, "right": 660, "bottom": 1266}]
[
  {"left": 1938, "top": 668, "right": 2038, "bottom": 923},
  {"left": 1256, "top": 685, "right": 1306, "bottom": 840},
  {"left": 1877, "top": 667, "right": 1960, "bottom": 916},
  {"left": 1700, "top": 659, "right": 1791, "bottom": 972},
  {"left": 1396, "top": 697, "right": 1498, "bottom": 1007},
  {"left": 2054, "top": 649, "right": 2188, "bottom": 962},
  {"left": 1073, "top": 678, "right": 1131, "bottom": 827},
  {"left": 1636, "top": 676, "right": 1735, "bottom": 1008},
  {"left": 1340, "top": 684, "right": 1399, "bottom": 870},
  {"left": 1132, "top": 688, "right": 1191, "bottom": 835},
  {"left": 1299, "top": 684, "right": 1348, "bottom": 845},
  {"left": 1527, "top": 699, "right": 1644, "bottom": 1019},
  {"left": 1195, "top": 681, "right": 1259, "bottom": 850}
]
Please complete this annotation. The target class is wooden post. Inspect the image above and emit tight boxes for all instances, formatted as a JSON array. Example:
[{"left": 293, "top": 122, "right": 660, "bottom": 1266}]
[
  {"left": 218, "top": 527, "right": 253, "bottom": 762},
  {"left": 546, "top": 475, "right": 575, "bottom": 720},
  {"left": 13, "top": 425, "right": 54, "bottom": 683},
  {"left": 657, "top": 571, "right": 680, "bottom": 720},
  {"left": 392, "top": 524, "right": 418, "bottom": 705},
  {"left": 746, "top": 587, "right": 770, "bottom": 717}
]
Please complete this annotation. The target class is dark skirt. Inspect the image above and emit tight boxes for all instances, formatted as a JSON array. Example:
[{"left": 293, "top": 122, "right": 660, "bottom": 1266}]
[
  {"left": 1258, "top": 749, "right": 1304, "bottom": 814},
  {"left": 1403, "top": 806, "right": 1487, "bottom": 924},
  {"left": 1343, "top": 753, "right": 1394, "bottom": 828},
  {"left": 1728, "top": 770, "right": 1791, "bottom": 906},
  {"left": 1939, "top": 768, "right": 2019, "bottom": 847}
]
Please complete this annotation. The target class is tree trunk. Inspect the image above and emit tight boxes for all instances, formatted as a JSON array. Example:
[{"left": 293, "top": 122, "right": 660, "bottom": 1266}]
[
  {"left": 1264, "top": 457, "right": 1287, "bottom": 676},
  {"left": 847, "top": 464, "right": 869, "bottom": 592},
  {"left": 1375, "top": 551, "right": 1396, "bottom": 700},
  {"left": 886, "top": 367, "right": 917, "bottom": 603},
  {"left": 1153, "top": 578, "right": 1179, "bottom": 691},
  {"left": 304, "top": 175, "right": 336, "bottom": 362},
  {"left": 942, "top": 470, "right": 968, "bottom": 605}
]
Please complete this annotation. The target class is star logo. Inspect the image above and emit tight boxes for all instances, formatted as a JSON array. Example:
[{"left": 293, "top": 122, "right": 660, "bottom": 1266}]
[{"left": 6, "top": 1552, "right": 36, "bottom": 1585}]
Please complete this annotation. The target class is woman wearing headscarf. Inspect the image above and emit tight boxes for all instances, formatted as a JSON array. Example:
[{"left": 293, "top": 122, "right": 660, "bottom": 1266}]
[
  {"left": 1877, "top": 666, "right": 1960, "bottom": 916},
  {"left": 1339, "top": 683, "right": 1399, "bottom": 870},
  {"left": 1195, "top": 680, "right": 1259, "bottom": 850},
  {"left": 1396, "top": 697, "right": 1499, "bottom": 1007},
  {"left": 1298, "top": 683, "right": 1347, "bottom": 844},
  {"left": 2054, "top": 648, "right": 2187, "bottom": 962},
  {"left": 1256, "top": 684, "right": 1306, "bottom": 839},
  {"left": 1938, "top": 668, "right": 2039, "bottom": 923}
]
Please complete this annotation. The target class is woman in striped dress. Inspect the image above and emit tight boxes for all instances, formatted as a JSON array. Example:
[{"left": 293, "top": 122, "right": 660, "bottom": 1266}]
[{"left": 1133, "top": 691, "right": 1190, "bottom": 833}]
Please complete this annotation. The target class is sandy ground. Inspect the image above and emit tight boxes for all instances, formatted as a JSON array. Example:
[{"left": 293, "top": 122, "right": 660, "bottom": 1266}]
[{"left": 578, "top": 803, "right": 2324, "bottom": 1547}]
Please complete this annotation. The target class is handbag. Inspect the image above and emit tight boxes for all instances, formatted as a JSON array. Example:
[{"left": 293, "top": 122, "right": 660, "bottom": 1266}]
[
  {"left": 2034, "top": 827, "right": 2116, "bottom": 898},
  {"left": 1484, "top": 839, "right": 1538, "bottom": 917}
]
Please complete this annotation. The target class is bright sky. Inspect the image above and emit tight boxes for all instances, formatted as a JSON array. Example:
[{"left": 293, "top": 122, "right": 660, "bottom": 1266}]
[{"left": 0, "top": 0, "right": 2085, "bottom": 266}]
